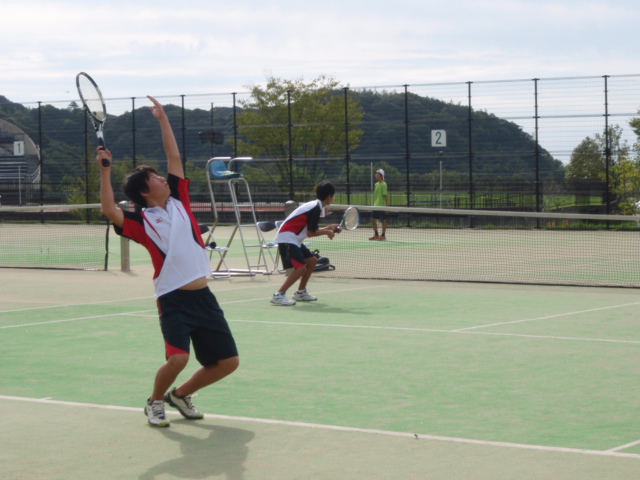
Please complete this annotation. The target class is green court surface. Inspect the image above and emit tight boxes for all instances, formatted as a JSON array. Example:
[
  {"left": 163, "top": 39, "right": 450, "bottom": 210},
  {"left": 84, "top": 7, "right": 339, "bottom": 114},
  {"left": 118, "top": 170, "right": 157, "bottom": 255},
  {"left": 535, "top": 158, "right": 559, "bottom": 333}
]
[{"left": 2, "top": 231, "right": 640, "bottom": 479}]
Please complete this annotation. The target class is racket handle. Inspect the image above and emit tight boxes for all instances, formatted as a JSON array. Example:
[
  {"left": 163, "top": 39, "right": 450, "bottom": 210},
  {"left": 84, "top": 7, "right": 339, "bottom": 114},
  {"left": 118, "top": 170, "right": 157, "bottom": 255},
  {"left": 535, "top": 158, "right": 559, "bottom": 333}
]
[
  {"left": 98, "top": 138, "right": 110, "bottom": 167},
  {"left": 334, "top": 226, "right": 342, "bottom": 232}
]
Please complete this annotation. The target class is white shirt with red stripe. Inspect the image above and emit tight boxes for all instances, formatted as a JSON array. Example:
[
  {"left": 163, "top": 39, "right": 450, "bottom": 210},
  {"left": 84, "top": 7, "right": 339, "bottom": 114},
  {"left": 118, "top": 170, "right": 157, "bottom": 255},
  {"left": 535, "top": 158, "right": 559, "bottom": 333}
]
[
  {"left": 115, "top": 175, "right": 210, "bottom": 298},
  {"left": 274, "top": 199, "right": 324, "bottom": 246}
]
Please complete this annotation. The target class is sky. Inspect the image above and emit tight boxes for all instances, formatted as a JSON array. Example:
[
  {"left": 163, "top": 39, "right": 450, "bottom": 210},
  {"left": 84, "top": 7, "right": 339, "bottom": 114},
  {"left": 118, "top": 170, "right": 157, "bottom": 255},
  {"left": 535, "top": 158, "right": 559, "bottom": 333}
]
[{"left": 3, "top": 0, "right": 640, "bottom": 104}]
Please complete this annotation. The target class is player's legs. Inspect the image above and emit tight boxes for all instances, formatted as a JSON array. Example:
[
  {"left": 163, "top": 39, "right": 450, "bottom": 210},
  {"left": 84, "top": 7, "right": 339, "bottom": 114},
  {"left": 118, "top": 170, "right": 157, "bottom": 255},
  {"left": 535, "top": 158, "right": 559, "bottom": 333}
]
[
  {"left": 154, "top": 293, "right": 194, "bottom": 401},
  {"left": 163, "top": 288, "right": 239, "bottom": 419},
  {"left": 371, "top": 211, "right": 382, "bottom": 240},
  {"left": 276, "top": 265, "right": 306, "bottom": 293},
  {"left": 297, "top": 254, "right": 318, "bottom": 291},
  {"left": 175, "top": 356, "right": 239, "bottom": 396},
  {"left": 151, "top": 353, "right": 189, "bottom": 401},
  {"left": 273, "top": 244, "right": 311, "bottom": 304}
]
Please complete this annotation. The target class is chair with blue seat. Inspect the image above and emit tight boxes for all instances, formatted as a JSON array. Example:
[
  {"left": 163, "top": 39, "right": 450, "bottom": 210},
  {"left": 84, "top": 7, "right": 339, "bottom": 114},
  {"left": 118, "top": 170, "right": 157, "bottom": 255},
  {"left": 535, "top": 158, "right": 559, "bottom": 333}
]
[
  {"left": 205, "top": 157, "right": 279, "bottom": 276},
  {"left": 208, "top": 159, "right": 242, "bottom": 180},
  {"left": 205, "top": 158, "right": 243, "bottom": 236}
]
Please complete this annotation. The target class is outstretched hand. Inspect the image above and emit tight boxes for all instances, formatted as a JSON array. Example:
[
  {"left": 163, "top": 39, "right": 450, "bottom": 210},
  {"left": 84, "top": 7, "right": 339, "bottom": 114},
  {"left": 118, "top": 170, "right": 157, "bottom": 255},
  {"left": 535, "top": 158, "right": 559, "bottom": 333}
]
[{"left": 148, "top": 95, "right": 167, "bottom": 120}]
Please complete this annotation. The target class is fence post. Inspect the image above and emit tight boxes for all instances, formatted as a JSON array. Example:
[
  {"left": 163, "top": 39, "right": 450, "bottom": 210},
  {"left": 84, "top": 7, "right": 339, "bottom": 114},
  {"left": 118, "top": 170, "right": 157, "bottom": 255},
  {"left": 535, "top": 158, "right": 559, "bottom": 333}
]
[
  {"left": 84, "top": 105, "right": 89, "bottom": 206},
  {"left": 287, "top": 89, "right": 294, "bottom": 200},
  {"left": 210, "top": 102, "right": 215, "bottom": 159},
  {"left": 467, "top": 82, "right": 474, "bottom": 211},
  {"left": 180, "top": 94, "right": 187, "bottom": 174},
  {"left": 603, "top": 75, "right": 611, "bottom": 214},
  {"left": 534, "top": 78, "right": 541, "bottom": 222},
  {"left": 132, "top": 97, "right": 137, "bottom": 169},
  {"left": 232, "top": 92, "right": 238, "bottom": 157},
  {"left": 404, "top": 84, "right": 411, "bottom": 207},
  {"left": 344, "top": 87, "right": 351, "bottom": 204},
  {"left": 38, "top": 101, "right": 44, "bottom": 209}
]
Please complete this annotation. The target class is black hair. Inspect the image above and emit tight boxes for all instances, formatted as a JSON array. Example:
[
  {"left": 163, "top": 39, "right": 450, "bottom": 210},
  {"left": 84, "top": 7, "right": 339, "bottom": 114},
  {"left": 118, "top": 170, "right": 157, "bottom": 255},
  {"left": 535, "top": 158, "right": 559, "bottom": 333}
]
[
  {"left": 122, "top": 165, "right": 158, "bottom": 208},
  {"left": 315, "top": 181, "right": 335, "bottom": 201}
]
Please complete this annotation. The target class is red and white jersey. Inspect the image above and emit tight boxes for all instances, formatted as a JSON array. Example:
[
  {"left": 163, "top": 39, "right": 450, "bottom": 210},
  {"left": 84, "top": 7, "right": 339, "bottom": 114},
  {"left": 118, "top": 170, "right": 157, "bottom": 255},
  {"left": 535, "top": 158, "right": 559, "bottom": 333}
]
[
  {"left": 115, "top": 174, "right": 210, "bottom": 297},
  {"left": 274, "top": 199, "right": 324, "bottom": 246}
]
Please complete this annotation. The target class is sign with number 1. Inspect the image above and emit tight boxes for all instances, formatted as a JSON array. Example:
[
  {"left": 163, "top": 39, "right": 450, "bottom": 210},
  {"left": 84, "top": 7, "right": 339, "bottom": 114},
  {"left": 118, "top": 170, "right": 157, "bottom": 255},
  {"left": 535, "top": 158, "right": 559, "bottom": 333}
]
[{"left": 14, "top": 141, "right": 25, "bottom": 156}]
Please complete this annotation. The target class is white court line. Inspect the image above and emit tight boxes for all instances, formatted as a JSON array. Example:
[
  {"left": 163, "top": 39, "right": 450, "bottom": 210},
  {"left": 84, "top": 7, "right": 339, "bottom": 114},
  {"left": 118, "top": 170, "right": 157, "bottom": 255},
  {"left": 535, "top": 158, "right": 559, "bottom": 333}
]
[
  {"left": 1, "top": 395, "right": 638, "bottom": 459},
  {"left": 229, "top": 319, "right": 640, "bottom": 345},
  {"left": 455, "top": 301, "right": 640, "bottom": 332},
  {"left": 0, "top": 283, "right": 282, "bottom": 315},
  {"left": 5, "top": 302, "right": 640, "bottom": 345},
  {"left": 0, "top": 311, "right": 149, "bottom": 329},
  {"left": 608, "top": 439, "right": 640, "bottom": 452},
  {"left": 0, "top": 283, "right": 382, "bottom": 314},
  {"left": 0, "top": 295, "right": 155, "bottom": 315},
  {"left": 0, "top": 285, "right": 384, "bottom": 329}
]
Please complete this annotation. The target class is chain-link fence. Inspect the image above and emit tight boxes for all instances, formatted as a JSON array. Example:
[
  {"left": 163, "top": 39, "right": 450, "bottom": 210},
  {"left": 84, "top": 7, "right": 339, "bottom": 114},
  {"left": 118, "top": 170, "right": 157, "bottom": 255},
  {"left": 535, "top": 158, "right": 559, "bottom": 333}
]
[{"left": 1, "top": 75, "right": 639, "bottom": 215}]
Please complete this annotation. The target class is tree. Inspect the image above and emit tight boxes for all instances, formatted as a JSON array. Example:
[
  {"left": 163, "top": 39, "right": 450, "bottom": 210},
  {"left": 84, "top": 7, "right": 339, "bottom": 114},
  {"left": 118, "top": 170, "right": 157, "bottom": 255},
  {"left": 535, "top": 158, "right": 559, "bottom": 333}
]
[
  {"left": 565, "top": 136, "right": 603, "bottom": 180},
  {"left": 610, "top": 156, "right": 640, "bottom": 214},
  {"left": 235, "top": 75, "right": 364, "bottom": 189},
  {"left": 566, "top": 124, "right": 630, "bottom": 180},
  {"left": 566, "top": 124, "right": 635, "bottom": 212},
  {"left": 630, "top": 109, "right": 640, "bottom": 158}
]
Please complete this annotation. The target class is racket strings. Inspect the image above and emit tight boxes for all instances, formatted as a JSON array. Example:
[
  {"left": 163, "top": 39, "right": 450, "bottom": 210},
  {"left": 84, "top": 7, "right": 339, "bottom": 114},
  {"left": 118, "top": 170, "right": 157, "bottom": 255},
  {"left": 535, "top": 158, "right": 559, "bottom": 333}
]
[
  {"left": 78, "top": 78, "right": 106, "bottom": 121},
  {"left": 344, "top": 209, "right": 359, "bottom": 229}
]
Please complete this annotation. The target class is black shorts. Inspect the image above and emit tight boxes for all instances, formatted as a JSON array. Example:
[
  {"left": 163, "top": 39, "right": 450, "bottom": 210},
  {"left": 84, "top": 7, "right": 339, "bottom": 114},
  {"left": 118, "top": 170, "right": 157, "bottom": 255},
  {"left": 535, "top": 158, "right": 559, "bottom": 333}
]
[
  {"left": 372, "top": 210, "right": 387, "bottom": 220},
  {"left": 278, "top": 243, "right": 314, "bottom": 270},
  {"left": 157, "top": 287, "right": 238, "bottom": 365}
]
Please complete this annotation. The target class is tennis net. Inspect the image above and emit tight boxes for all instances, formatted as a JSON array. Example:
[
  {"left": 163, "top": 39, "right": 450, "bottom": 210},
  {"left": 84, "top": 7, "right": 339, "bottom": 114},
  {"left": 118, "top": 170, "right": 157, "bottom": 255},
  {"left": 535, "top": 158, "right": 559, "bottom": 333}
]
[
  {"left": 0, "top": 204, "right": 109, "bottom": 270},
  {"left": 311, "top": 204, "right": 640, "bottom": 288}
]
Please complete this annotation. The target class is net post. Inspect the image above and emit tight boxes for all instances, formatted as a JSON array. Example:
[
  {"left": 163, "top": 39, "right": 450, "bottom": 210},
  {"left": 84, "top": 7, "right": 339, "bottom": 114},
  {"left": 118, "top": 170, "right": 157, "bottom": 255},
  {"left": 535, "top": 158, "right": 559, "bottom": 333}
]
[{"left": 118, "top": 201, "right": 131, "bottom": 272}]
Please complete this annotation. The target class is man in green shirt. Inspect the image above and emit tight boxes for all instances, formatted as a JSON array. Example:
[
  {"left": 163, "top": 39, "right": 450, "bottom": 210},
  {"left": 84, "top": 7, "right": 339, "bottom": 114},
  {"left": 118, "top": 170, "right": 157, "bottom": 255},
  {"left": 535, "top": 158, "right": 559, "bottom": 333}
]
[{"left": 370, "top": 168, "right": 389, "bottom": 240}]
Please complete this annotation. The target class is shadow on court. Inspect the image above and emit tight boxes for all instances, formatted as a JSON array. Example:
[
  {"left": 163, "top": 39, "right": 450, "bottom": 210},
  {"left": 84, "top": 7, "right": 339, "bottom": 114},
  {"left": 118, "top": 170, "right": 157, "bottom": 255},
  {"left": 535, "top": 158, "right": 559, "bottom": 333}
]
[
  {"left": 291, "top": 302, "right": 376, "bottom": 315},
  {"left": 139, "top": 422, "right": 254, "bottom": 480}
]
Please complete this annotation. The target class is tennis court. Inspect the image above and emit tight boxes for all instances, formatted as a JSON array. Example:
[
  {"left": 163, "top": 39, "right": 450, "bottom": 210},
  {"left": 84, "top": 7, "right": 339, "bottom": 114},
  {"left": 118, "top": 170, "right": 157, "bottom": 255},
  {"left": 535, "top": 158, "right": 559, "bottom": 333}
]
[{"left": 3, "top": 229, "right": 640, "bottom": 479}]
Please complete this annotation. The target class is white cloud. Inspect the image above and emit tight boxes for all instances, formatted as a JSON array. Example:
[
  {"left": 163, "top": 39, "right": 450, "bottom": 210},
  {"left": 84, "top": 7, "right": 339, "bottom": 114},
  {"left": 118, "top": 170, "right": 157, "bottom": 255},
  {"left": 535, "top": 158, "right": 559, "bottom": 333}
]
[{"left": 2, "top": 0, "right": 640, "bottom": 102}]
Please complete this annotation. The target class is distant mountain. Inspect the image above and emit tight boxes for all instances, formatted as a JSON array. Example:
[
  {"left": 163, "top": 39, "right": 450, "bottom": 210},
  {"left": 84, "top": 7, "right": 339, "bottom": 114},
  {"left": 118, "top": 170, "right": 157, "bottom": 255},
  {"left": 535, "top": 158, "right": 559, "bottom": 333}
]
[
  {"left": 351, "top": 90, "right": 564, "bottom": 178},
  {"left": 0, "top": 91, "right": 564, "bottom": 183}
]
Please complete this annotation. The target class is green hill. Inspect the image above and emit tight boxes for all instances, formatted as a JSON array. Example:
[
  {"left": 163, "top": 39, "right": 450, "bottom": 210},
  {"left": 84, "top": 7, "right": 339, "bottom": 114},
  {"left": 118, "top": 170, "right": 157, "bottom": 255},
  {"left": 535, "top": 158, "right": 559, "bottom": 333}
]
[{"left": 0, "top": 91, "right": 564, "bottom": 184}]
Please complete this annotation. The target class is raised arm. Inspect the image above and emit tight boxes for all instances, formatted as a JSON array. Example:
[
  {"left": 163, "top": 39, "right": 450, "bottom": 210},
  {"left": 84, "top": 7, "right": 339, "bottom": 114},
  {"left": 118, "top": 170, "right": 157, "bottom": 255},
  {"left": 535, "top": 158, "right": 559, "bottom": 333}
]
[
  {"left": 148, "top": 95, "right": 183, "bottom": 178},
  {"left": 97, "top": 147, "right": 124, "bottom": 228}
]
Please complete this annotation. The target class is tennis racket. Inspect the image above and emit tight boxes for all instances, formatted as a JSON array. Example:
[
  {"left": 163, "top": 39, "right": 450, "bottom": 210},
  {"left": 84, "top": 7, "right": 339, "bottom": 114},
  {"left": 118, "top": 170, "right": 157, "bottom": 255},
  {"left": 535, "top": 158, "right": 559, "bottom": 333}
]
[
  {"left": 335, "top": 206, "right": 360, "bottom": 232},
  {"left": 76, "top": 72, "right": 109, "bottom": 166}
]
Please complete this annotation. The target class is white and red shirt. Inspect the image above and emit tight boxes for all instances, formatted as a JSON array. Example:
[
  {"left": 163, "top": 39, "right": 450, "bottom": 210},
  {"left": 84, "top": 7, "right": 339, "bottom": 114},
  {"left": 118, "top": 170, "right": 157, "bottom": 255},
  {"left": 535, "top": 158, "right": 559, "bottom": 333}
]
[
  {"left": 114, "top": 174, "right": 210, "bottom": 298},
  {"left": 274, "top": 199, "right": 324, "bottom": 246}
]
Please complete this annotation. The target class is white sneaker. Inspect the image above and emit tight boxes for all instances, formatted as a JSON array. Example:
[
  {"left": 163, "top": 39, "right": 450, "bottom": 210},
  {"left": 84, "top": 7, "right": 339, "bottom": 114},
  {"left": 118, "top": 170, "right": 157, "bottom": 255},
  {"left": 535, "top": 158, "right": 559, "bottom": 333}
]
[
  {"left": 145, "top": 399, "right": 170, "bottom": 427},
  {"left": 270, "top": 293, "right": 296, "bottom": 306},
  {"left": 293, "top": 290, "right": 318, "bottom": 302},
  {"left": 164, "top": 388, "right": 204, "bottom": 420}
]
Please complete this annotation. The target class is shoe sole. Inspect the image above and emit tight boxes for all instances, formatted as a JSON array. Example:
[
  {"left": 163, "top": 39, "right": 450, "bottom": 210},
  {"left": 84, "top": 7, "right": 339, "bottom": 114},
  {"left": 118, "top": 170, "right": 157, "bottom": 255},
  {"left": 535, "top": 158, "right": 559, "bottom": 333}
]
[
  {"left": 270, "top": 299, "right": 296, "bottom": 305},
  {"left": 164, "top": 394, "right": 204, "bottom": 420},
  {"left": 293, "top": 297, "right": 317, "bottom": 302}
]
